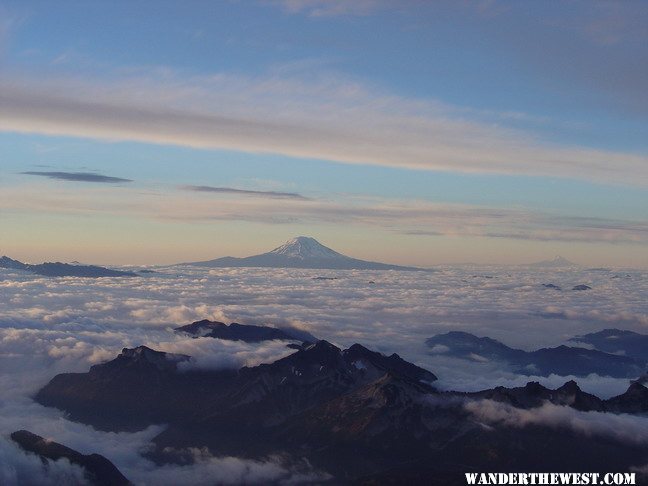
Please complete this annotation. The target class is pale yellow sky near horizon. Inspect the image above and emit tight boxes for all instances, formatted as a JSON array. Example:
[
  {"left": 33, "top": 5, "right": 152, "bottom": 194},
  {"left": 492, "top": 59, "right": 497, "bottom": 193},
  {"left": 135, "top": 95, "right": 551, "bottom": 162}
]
[{"left": 2, "top": 210, "right": 646, "bottom": 269}]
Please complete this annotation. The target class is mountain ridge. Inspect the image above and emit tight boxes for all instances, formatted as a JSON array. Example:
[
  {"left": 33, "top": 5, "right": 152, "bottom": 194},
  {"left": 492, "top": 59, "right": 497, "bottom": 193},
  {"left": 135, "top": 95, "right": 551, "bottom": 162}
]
[
  {"left": 174, "top": 319, "right": 314, "bottom": 343},
  {"left": 0, "top": 256, "right": 137, "bottom": 278},
  {"left": 10, "top": 430, "right": 131, "bottom": 486},
  {"left": 426, "top": 331, "right": 647, "bottom": 378},
  {"left": 33, "top": 340, "right": 648, "bottom": 482}
]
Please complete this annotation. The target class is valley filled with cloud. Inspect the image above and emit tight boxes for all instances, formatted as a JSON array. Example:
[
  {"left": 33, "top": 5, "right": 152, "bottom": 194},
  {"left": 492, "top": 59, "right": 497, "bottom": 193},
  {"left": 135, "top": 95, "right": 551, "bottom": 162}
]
[{"left": 1, "top": 265, "right": 647, "bottom": 482}]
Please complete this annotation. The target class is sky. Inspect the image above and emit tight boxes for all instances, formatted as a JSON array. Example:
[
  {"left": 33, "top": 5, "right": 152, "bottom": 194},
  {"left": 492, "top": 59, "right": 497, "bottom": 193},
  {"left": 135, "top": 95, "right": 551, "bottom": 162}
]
[{"left": 1, "top": 0, "right": 647, "bottom": 267}]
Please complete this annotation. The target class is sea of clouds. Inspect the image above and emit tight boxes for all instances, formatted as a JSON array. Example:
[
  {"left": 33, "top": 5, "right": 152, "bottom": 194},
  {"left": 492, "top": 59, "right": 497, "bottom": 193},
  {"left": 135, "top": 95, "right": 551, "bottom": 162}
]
[{"left": 1, "top": 264, "right": 647, "bottom": 483}]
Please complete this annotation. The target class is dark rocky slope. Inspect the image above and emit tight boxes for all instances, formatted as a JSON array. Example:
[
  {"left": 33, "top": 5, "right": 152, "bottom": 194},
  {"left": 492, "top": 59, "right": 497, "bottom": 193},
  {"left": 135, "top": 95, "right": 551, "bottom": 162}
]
[
  {"left": 35, "top": 341, "right": 648, "bottom": 483},
  {"left": 426, "top": 331, "right": 646, "bottom": 378},
  {"left": 10, "top": 430, "right": 131, "bottom": 486}
]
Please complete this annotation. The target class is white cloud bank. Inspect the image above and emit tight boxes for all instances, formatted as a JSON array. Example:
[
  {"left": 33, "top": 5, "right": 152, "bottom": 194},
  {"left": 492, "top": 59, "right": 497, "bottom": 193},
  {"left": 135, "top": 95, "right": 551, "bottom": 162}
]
[
  {"left": 465, "top": 399, "right": 648, "bottom": 445},
  {"left": 0, "top": 265, "right": 646, "bottom": 483},
  {"left": 0, "top": 325, "right": 324, "bottom": 484},
  {"left": 1, "top": 264, "right": 646, "bottom": 395}
]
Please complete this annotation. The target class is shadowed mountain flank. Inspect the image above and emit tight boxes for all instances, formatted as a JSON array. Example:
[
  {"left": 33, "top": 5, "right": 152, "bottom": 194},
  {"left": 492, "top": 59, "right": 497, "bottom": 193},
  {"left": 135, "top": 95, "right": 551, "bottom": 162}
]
[
  {"left": 10, "top": 430, "right": 131, "bottom": 486},
  {"left": 174, "top": 319, "right": 315, "bottom": 343},
  {"left": 33, "top": 340, "right": 648, "bottom": 483}
]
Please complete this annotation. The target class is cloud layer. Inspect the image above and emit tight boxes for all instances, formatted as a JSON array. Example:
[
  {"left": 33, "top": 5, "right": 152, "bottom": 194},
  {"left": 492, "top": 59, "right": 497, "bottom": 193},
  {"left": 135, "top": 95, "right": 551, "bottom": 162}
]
[
  {"left": 465, "top": 399, "right": 648, "bottom": 445},
  {"left": 1, "top": 73, "right": 646, "bottom": 186},
  {"left": 2, "top": 264, "right": 646, "bottom": 394},
  {"left": 1, "top": 264, "right": 647, "bottom": 482},
  {"left": 2, "top": 183, "right": 647, "bottom": 247}
]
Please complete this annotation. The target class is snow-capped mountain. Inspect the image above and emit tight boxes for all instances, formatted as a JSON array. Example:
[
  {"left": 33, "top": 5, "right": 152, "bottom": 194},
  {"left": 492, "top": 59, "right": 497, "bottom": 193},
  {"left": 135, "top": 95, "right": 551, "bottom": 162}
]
[
  {"left": 268, "top": 236, "right": 343, "bottom": 260},
  {"left": 186, "top": 236, "right": 424, "bottom": 270}
]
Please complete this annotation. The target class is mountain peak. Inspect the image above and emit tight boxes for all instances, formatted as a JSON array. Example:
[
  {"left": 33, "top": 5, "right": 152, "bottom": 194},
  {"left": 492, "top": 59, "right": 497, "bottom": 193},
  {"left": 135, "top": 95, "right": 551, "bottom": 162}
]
[
  {"left": 269, "top": 236, "right": 344, "bottom": 260},
  {"left": 552, "top": 256, "right": 571, "bottom": 263},
  {"left": 188, "top": 236, "right": 425, "bottom": 271},
  {"left": 528, "top": 255, "right": 578, "bottom": 268},
  {"left": 0, "top": 256, "right": 29, "bottom": 270},
  {"left": 117, "top": 346, "right": 190, "bottom": 371}
]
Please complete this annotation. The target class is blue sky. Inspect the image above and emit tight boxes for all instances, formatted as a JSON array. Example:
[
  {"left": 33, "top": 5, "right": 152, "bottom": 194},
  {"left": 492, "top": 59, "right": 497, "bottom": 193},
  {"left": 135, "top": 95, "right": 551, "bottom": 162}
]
[{"left": 1, "top": 0, "right": 647, "bottom": 266}]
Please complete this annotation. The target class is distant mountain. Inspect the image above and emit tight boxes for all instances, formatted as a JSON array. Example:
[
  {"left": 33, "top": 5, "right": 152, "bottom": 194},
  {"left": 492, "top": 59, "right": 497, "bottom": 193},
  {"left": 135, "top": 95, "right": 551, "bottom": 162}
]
[
  {"left": 464, "top": 380, "right": 605, "bottom": 411},
  {"left": 0, "top": 256, "right": 137, "bottom": 278},
  {"left": 34, "top": 342, "right": 648, "bottom": 482},
  {"left": 185, "top": 236, "right": 424, "bottom": 271},
  {"left": 527, "top": 255, "right": 579, "bottom": 268},
  {"left": 572, "top": 284, "right": 592, "bottom": 291},
  {"left": 426, "top": 331, "right": 646, "bottom": 378},
  {"left": 569, "top": 329, "right": 648, "bottom": 361},
  {"left": 542, "top": 283, "right": 562, "bottom": 290},
  {"left": 461, "top": 379, "right": 648, "bottom": 414},
  {"left": 0, "top": 256, "right": 30, "bottom": 270},
  {"left": 10, "top": 430, "right": 131, "bottom": 486},
  {"left": 175, "top": 319, "right": 315, "bottom": 343}
]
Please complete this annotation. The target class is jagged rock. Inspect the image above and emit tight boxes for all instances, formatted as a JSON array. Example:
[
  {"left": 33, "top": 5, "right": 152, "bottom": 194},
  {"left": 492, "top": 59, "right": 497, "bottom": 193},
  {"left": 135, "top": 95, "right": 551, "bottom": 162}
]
[{"left": 175, "top": 319, "right": 305, "bottom": 342}]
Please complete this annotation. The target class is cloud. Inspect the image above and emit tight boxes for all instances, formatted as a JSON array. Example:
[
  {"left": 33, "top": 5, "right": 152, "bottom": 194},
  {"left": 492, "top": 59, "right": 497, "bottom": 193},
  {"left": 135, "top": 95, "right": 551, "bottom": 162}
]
[
  {"left": 464, "top": 399, "right": 648, "bottom": 445},
  {"left": 2, "top": 262, "right": 646, "bottom": 396},
  {"left": 0, "top": 324, "right": 322, "bottom": 484},
  {"left": 21, "top": 171, "right": 132, "bottom": 184},
  {"left": 272, "top": 0, "right": 391, "bottom": 17},
  {"left": 0, "top": 263, "right": 646, "bottom": 480},
  {"left": 1, "top": 72, "right": 646, "bottom": 186},
  {"left": 0, "top": 6, "right": 27, "bottom": 56},
  {"left": 2, "top": 183, "right": 647, "bottom": 246},
  {"left": 465, "top": 1, "right": 648, "bottom": 116},
  {"left": 537, "top": 307, "right": 648, "bottom": 326},
  {"left": 272, "top": 1, "right": 648, "bottom": 117},
  {"left": 0, "top": 437, "right": 87, "bottom": 486},
  {"left": 180, "top": 185, "right": 308, "bottom": 200},
  {"left": 127, "top": 448, "right": 329, "bottom": 485}
]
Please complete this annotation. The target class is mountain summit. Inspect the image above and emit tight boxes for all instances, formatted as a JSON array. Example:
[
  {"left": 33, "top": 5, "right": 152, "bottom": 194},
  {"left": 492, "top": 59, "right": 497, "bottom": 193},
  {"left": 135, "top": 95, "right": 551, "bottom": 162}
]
[
  {"left": 186, "top": 236, "right": 424, "bottom": 271},
  {"left": 269, "top": 236, "right": 342, "bottom": 260},
  {"left": 527, "top": 255, "right": 579, "bottom": 268}
]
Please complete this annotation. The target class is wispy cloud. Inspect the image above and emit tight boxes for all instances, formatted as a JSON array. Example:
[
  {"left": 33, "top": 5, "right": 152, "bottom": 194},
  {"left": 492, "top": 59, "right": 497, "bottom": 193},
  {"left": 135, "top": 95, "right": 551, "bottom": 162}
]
[
  {"left": 465, "top": 399, "right": 648, "bottom": 445},
  {"left": 1, "top": 73, "right": 646, "bottom": 186},
  {"left": 271, "top": 0, "right": 390, "bottom": 17},
  {"left": 2, "top": 183, "right": 647, "bottom": 246},
  {"left": 180, "top": 185, "right": 308, "bottom": 200},
  {"left": 21, "top": 171, "right": 132, "bottom": 184},
  {"left": 267, "top": 1, "right": 648, "bottom": 117},
  {"left": 0, "top": 6, "right": 27, "bottom": 56}
]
